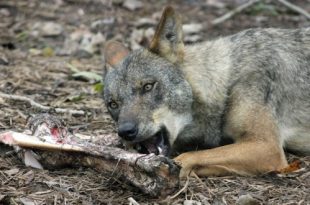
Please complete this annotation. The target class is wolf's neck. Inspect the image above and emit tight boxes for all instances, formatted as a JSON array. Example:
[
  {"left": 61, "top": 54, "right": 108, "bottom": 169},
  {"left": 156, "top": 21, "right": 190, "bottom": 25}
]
[{"left": 181, "top": 38, "right": 232, "bottom": 111}]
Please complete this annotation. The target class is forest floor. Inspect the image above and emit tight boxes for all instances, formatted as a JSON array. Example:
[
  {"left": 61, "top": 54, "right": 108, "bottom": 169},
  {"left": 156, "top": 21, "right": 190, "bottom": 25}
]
[{"left": 0, "top": 0, "right": 309, "bottom": 204}]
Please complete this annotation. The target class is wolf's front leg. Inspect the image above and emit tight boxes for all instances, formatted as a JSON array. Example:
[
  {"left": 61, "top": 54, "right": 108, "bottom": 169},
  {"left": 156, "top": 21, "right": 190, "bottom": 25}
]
[
  {"left": 174, "top": 140, "right": 287, "bottom": 178},
  {"left": 175, "top": 100, "right": 288, "bottom": 178}
]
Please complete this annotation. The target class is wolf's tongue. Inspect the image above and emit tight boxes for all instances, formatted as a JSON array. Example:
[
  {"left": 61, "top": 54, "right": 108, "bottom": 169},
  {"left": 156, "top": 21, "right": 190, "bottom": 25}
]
[
  {"left": 143, "top": 140, "right": 158, "bottom": 154},
  {"left": 141, "top": 133, "right": 167, "bottom": 155}
]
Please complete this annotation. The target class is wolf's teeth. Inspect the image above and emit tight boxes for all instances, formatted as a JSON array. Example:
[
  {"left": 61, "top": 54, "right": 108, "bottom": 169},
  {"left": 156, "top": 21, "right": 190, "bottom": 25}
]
[{"left": 157, "top": 146, "right": 163, "bottom": 155}]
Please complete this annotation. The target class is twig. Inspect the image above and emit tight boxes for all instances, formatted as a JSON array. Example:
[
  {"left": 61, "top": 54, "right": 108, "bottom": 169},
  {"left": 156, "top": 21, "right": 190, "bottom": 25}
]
[
  {"left": 54, "top": 195, "right": 57, "bottom": 205},
  {"left": 109, "top": 158, "right": 121, "bottom": 179},
  {"left": 277, "top": 0, "right": 310, "bottom": 20},
  {"left": 192, "top": 172, "right": 208, "bottom": 189},
  {"left": 211, "top": 0, "right": 261, "bottom": 25},
  {"left": 169, "top": 175, "right": 190, "bottom": 199},
  {"left": 192, "top": 172, "right": 215, "bottom": 198},
  {"left": 0, "top": 92, "right": 86, "bottom": 116}
]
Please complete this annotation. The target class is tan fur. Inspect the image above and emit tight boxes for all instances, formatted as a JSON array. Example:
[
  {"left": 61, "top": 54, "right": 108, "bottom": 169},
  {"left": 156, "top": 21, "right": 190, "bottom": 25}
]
[
  {"left": 104, "top": 41, "right": 129, "bottom": 67},
  {"left": 149, "top": 6, "right": 184, "bottom": 63},
  {"left": 175, "top": 101, "right": 288, "bottom": 177},
  {"left": 182, "top": 39, "right": 232, "bottom": 108}
]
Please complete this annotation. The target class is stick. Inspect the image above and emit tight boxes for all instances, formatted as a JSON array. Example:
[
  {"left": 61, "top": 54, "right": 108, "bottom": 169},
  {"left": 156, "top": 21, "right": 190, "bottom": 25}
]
[
  {"left": 277, "top": 0, "right": 310, "bottom": 20},
  {"left": 211, "top": 0, "right": 261, "bottom": 25},
  {"left": 169, "top": 175, "right": 190, "bottom": 199},
  {"left": 0, "top": 92, "right": 86, "bottom": 115}
]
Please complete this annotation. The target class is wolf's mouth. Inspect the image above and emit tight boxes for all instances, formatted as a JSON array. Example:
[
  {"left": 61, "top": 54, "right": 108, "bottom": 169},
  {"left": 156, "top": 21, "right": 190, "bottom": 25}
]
[{"left": 134, "top": 128, "right": 170, "bottom": 156}]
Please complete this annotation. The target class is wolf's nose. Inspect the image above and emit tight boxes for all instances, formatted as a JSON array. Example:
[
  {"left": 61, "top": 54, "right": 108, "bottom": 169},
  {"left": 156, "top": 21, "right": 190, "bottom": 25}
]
[{"left": 118, "top": 122, "right": 138, "bottom": 141}]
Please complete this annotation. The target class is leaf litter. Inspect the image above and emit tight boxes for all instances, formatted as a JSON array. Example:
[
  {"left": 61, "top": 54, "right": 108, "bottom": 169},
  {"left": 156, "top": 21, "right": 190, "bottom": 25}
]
[{"left": 0, "top": 0, "right": 309, "bottom": 204}]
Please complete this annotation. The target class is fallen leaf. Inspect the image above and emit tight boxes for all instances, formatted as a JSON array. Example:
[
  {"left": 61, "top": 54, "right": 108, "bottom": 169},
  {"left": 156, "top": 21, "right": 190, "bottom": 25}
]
[
  {"left": 206, "top": 0, "right": 226, "bottom": 9},
  {"left": 236, "top": 194, "right": 260, "bottom": 205},
  {"left": 19, "top": 197, "right": 36, "bottom": 205},
  {"left": 134, "top": 18, "right": 156, "bottom": 27},
  {"left": 24, "top": 150, "right": 43, "bottom": 169},
  {"left": 277, "top": 160, "right": 301, "bottom": 174},
  {"left": 0, "top": 53, "right": 9, "bottom": 65},
  {"left": 0, "top": 195, "right": 5, "bottom": 200},
  {"left": 16, "top": 31, "right": 29, "bottom": 42},
  {"left": 29, "top": 48, "right": 42, "bottom": 56},
  {"left": 91, "top": 17, "right": 115, "bottom": 30},
  {"left": 42, "top": 47, "right": 54, "bottom": 57},
  {"left": 183, "top": 23, "right": 203, "bottom": 35},
  {"left": 123, "top": 0, "right": 143, "bottom": 11},
  {"left": 66, "top": 62, "right": 80, "bottom": 73},
  {"left": 72, "top": 71, "right": 103, "bottom": 82},
  {"left": 65, "top": 93, "right": 84, "bottom": 102},
  {"left": 4, "top": 168, "right": 19, "bottom": 176},
  {"left": 184, "top": 35, "right": 202, "bottom": 43},
  {"left": 93, "top": 82, "right": 104, "bottom": 93},
  {"left": 184, "top": 199, "right": 202, "bottom": 205},
  {"left": 41, "top": 22, "right": 63, "bottom": 37}
]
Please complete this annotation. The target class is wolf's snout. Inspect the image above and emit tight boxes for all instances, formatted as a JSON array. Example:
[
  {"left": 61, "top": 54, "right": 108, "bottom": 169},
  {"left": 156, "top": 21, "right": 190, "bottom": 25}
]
[{"left": 118, "top": 122, "right": 138, "bottom": 141}]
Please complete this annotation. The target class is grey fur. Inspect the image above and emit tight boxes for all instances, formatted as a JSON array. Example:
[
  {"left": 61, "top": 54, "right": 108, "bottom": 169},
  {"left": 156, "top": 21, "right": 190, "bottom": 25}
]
[{"left": 104, "top": 25, "right": 310, "bottom": 155}]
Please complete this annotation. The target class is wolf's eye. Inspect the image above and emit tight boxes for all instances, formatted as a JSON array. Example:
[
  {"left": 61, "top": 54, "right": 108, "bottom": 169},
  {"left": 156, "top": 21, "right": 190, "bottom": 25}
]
[
  {"left": 109, "top": 102, "right": 118, "bottom": 109},
  {"left": 143, "top": 83, "right": 154, "bottom": 92}
]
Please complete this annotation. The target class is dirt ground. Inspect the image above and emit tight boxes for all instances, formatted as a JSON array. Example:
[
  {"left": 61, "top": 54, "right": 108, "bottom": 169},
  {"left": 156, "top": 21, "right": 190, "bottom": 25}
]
[{"left": 0, "top": 0, "right": 309, "bottom": 204}]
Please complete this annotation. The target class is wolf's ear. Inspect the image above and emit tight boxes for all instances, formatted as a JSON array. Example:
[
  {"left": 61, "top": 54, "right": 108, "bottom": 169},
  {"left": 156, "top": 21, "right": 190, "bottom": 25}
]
[
  {"left": 149, "top": 6, "right": 184, "bottom": 63},
  {"left": 103, "top": 41, "right": 130, "bottom": 68}
]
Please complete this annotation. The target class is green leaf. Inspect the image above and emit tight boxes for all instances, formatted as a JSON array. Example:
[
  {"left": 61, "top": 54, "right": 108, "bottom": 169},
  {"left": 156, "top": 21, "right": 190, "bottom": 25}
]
[
  {"left": 93, "top": 82, "right": 104, "bottom": 93},
  {"left": 42, "top": 47, "right": 54, "bottom": 57},
  {"left": 72, "top": 71, "right": 103, "bottom": 82},
  {"left": 66, "top": 63, "right": 80, "bottom": 73},
  {"left": 247, "top": 2, "right": 278, "bottom": 16},
  {"left": 29, "top": 48, "right": 42, "bottom": 56},
  {"left": 16, "top": 31, "right": 29, "bottom": 42},
  {"left": 65, "top": 94, "right": 84, "bottom": 102}
]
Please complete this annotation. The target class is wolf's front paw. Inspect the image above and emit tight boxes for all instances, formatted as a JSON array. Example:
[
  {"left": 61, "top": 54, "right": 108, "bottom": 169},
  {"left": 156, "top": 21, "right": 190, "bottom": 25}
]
[{"left": 174, "top": 153, "right": 196, "bottom": 178}]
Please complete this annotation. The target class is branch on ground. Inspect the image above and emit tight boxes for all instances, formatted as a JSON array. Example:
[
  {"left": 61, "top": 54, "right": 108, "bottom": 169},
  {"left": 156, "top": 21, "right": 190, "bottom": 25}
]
[{"left": 0, "top": 92, "right": 86, "bottom": 116}]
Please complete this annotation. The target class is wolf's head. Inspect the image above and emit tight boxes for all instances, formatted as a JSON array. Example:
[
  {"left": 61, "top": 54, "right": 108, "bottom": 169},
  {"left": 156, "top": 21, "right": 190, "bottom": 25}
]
[{"left": 103, "top": 7, "right": 193, "bottom": 156}]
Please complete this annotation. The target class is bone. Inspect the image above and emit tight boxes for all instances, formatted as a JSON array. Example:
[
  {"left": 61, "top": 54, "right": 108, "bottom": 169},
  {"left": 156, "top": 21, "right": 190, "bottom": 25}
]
[{"left": 0, "top": 129, "right": 179, "bottom": 197}]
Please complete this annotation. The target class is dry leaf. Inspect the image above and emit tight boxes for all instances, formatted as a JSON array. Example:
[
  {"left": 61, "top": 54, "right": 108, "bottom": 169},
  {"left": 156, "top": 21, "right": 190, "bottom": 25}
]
[
  {"left": 277, "top": 160, "right": 301, "bottom": 174},
  {"left": 4, "top": 168, "right": 19, "bottom": 176}
]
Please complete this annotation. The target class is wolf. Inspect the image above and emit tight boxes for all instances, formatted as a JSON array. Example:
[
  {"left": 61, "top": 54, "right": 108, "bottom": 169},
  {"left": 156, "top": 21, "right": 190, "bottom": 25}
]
[{"left": 102, "top": 6, "right": 310, "bottom": 177}]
